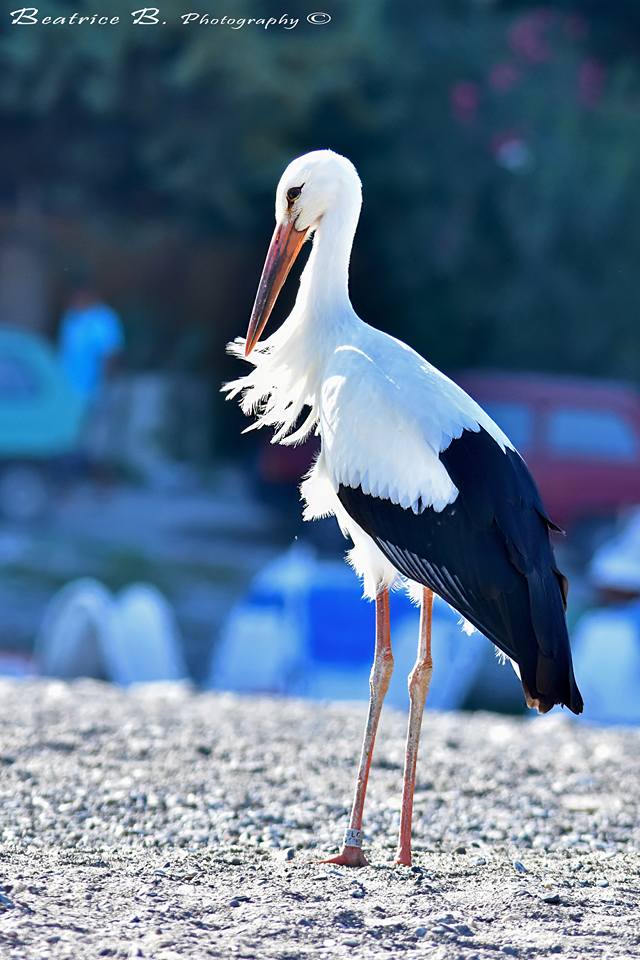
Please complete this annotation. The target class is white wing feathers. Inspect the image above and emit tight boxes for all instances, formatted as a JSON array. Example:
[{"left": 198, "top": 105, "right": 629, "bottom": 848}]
[
  {"left": 318, "top": 329, "right": 513, "bottom": 515},
  {"left": 320, "top": 367, "right": 457, "bottom": 513}
]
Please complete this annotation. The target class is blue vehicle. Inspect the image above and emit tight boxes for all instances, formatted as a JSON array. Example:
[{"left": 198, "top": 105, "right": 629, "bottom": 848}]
[{"left": 210, "top": 543, "right": 525, "bottom": 713}]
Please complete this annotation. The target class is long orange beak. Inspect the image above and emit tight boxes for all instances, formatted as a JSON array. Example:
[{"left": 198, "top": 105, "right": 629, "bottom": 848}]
[{"left": 245, "top": 219, "right": 308, "bottom": 356}]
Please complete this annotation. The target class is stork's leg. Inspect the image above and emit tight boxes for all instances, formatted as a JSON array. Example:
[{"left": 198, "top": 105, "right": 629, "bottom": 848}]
[
  {"left": 320, "top": 587, "right": 393, "bottom": 867},
  {"left": 395, "top": 587, "right": 433, "bottom": 867}
]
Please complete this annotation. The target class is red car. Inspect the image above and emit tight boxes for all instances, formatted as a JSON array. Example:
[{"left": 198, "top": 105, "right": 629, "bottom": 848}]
[
  {"left": 456, "top": 372, "right": 640, "bottom": 529},
  {"left": 259, "top": 372, "right": 640, "bottom": 530}
]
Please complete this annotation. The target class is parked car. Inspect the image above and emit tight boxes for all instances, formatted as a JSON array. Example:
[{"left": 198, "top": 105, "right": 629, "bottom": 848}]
[
  {"left": 457, "top": 372, "right": 640, "bottom": 530},
  {"left": 0, "top": 328, "right": 84, "bottom": 520},
  {"left": 257, "top": 371, "right": 640, "bottom": 531}
]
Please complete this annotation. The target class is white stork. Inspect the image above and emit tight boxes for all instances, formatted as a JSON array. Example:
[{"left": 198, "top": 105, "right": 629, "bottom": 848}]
[{"left": 225, "top": 150, "right": 583, "bottom": 868}]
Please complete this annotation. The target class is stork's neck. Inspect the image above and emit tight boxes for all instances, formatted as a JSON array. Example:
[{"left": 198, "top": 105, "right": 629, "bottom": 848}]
[
  {"left": 297, "top": 204, "right": 359, "bottom": 327},
  {"left": 255, "top": 199, "right": 362, "bottom": 411}
]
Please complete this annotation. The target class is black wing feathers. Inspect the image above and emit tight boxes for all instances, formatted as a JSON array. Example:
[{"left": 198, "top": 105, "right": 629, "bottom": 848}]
[{"left": 337, "top": 427, "right": 583, "bottom": 715}]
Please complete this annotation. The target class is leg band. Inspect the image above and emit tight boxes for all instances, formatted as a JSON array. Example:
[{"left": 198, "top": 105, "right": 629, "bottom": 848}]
[{"left": 344, "top": 828, "right": 363, "bottom": 848}]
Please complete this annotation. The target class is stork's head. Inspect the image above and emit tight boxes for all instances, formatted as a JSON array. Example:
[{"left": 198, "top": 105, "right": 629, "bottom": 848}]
[{"left": 244, "top": 150, "right": 361, "bottom": 356}]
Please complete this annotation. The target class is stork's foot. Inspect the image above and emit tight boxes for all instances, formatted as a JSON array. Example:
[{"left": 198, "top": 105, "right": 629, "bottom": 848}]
[
  {"left": 318, "top": 846, "right": 369, "bottom": 867},
  {"left": 394, "top": 847, "right": 412, "bottom": 867}
]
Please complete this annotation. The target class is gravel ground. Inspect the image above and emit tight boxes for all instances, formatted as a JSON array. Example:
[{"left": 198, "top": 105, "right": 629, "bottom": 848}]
[{"left": 0, "top": 680, "right": 638, "bottom": 959}]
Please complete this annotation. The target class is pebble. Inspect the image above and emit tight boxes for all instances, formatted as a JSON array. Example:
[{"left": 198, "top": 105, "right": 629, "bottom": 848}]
[
  {"left": 435, "top": 914, "right": 457, "bottom": 925},
  {"left": 541, "top": 892, "right": 561, "bottom": 904},
  {"left": 0, "top": 680, "right": 637, "bottom": 959}
]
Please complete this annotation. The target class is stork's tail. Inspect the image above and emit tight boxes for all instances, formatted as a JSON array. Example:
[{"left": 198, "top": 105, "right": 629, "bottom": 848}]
[
  {"left": 522, "top": 660, "right": 583, "bottom": 715},
  {"left": 520, "top": 563, "right": 583, "bottom": 716}
]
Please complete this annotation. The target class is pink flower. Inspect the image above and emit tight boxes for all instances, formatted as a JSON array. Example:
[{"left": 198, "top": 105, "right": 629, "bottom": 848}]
[
  {"left": 579, "top": 58, "right": 605, "bottom": 107},
  {"left": 450, "top": 81, "right": 479, "bottom": 123},
  {"left": 508, "top": 10, "right": 555, "bottom": 63},
  {"left": 489, "top": 62, "right": 521, "bottom": 93}
]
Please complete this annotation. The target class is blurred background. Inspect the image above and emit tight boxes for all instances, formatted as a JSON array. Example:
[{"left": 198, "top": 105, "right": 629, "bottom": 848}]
[{"left": 1, "top": 0, "right": 639, "bottom": 721}]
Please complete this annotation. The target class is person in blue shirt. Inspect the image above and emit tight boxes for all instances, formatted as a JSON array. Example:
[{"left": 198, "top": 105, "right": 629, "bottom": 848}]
[
  {"left": 59, "top": 279, "right": 124, "bottom": 403},
  {"left": 58, "top": 278, "right": 125, "bottom": 474}
]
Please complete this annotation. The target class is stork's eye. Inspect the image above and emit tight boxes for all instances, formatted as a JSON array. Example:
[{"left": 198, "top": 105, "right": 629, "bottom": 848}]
[{"left": 287, "top": 186, "right": 303, "bottom": 203}]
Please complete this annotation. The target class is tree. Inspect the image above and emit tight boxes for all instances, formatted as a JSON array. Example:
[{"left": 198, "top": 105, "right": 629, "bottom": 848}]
[{"left": 0, "top": 0, "right": 638, "bottom": 382}]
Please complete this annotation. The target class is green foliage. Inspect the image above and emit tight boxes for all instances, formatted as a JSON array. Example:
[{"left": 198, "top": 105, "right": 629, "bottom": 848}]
[{"left": 0, "top": 0, "right": 638, "bottom": 381}]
